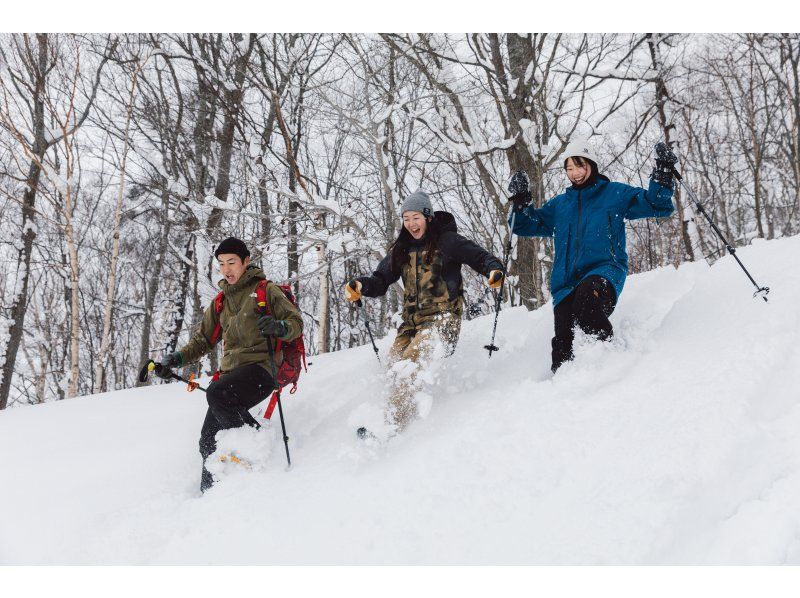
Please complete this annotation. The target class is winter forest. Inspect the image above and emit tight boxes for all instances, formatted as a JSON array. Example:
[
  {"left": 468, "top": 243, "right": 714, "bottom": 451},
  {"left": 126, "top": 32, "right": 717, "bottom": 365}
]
[{"left": 0, "top": 32, "right": 798, "bottom": 409}]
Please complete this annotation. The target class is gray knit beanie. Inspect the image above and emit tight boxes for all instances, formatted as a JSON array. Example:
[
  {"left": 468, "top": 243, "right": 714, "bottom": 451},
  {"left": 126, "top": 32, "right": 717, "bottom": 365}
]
[{"left": 400, "top": 189, "right": 433, "bottom": 217}]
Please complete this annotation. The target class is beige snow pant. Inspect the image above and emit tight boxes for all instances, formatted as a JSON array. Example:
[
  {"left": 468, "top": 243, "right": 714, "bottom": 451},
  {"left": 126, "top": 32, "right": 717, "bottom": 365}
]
[{"left": 385, "top": 313, "right": 461, "bottom": 431}]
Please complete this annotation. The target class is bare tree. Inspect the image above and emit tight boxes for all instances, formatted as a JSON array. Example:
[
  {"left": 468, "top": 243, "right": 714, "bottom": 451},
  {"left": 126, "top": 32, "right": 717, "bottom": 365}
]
[
  {"left": 94, "top": 42, "right": 150, "bottom": 393},
  {"left": 0, "top": 33, "right": 112, "bottom": 406}
]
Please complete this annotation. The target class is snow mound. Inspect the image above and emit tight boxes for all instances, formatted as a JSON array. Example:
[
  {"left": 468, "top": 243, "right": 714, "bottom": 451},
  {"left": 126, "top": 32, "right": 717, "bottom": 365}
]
[
  {"left": 207, "top": 424, "right": 277, "bottom": 480},
  {"left": 1, "top": 236, "right": 799, "bottom": 564}
]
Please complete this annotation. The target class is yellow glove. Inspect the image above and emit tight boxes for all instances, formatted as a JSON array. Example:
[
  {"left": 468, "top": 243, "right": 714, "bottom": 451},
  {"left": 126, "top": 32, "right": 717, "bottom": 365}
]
[
  {"left": 344, "top": 280, "right": 362, "bottom": 302},
  {"left": 487, "top": 270, "right": 504, "bottom": 289}
]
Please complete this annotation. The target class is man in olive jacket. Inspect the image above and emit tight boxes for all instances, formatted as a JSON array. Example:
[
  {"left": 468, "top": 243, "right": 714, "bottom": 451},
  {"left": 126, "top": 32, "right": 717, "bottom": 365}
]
[{"left": 158, "top": 237, "right": 303, "bottom": 492}]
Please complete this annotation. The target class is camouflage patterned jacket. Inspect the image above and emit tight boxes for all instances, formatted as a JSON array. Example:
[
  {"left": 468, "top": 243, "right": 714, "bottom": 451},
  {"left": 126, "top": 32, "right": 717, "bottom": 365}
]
[
  {"left": 178, "top": 266, "right": 303, "bottom": 373},
  {"left": 357, "top": 211, "right": 503, "bottom": 334}
]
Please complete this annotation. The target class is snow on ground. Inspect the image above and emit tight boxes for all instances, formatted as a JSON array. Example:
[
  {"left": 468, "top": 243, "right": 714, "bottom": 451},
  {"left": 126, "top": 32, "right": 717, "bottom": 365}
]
[{"left": 1, "top": 236, "right": 799, "bottom": 564}]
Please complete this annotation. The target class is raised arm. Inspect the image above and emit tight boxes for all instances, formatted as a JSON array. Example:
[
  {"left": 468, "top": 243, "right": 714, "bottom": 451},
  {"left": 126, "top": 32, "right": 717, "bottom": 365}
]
[
  {"left": 509, "top": 196, "right": 557, "bottom": 238},
  {"left": 623, "top": 179, "right": 675, "bottom": 220},
  {"left": 626, "top": 142, "right": 678, "bottom": 220}
]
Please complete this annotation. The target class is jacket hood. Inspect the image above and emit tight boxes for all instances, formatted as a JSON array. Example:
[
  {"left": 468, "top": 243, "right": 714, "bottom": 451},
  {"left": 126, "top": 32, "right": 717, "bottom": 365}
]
[
  {"left": 433, "top": 210, "right": 458, "bottom": 233},
  {"left": 403, "top": 210, "right": 458, "bottom": 250},
  {"left": 218, "top": 264, "right": 266, "bottom": 293},
  {"left": 568, "top": 173, "right": 610, "bottom": 193}
]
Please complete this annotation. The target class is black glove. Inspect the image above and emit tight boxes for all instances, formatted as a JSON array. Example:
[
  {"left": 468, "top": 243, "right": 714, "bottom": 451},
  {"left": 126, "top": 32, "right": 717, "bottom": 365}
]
[
  {"left": 651, "top": 142, "right": 678, "bottom": 189},
  {"left": 257, "top": 315, "right": 287, "bottom": 338},
  {"left": 157, "top": 352, "right": 182, "bottom": 379},
  {"left": 508, "top": 170, "right": 532, "bottom": 212}
]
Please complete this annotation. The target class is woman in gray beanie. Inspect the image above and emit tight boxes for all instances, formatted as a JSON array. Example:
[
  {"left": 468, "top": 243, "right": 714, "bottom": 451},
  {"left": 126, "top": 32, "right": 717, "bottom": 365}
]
[{"left": 344, "top": 189, "right": 504, "bottom": 438}]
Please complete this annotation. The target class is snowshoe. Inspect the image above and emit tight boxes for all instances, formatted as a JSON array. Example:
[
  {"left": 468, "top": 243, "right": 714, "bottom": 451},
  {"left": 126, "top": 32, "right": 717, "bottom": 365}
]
[
  {"left": 218, "top": 451, "right": 252, "bottom": 470},
  {"left": 357, "top": 426, "right": 378, "bottom": 441}
]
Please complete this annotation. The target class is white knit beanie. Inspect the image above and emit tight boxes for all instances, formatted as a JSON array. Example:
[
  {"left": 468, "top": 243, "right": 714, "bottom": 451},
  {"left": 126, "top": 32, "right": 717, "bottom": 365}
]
[{"left": 561, "top": 139, "right": 600, "bottom": 166}]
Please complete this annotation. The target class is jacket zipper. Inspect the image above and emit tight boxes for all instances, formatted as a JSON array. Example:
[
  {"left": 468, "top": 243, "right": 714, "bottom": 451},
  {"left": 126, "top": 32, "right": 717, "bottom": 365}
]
[
  {"left": 608, "top": 212, "right": 616, "bottom": 260},
  {"left": 572, "top": 189, "right": 582, "bottom": 279},
  {"left": 415, "top": 251, "right": 421, "bottom": 311}
]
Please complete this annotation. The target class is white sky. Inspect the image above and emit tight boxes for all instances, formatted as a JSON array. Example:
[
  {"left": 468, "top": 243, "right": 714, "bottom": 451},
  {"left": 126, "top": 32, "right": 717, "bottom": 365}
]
[{"left": 1, "top": 0, "right": 791, "bottom": 34}]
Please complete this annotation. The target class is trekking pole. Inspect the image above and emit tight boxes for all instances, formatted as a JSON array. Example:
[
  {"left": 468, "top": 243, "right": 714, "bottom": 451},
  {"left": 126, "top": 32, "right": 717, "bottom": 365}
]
[
  {"left": 138, "top": 359, "right": 207, "bottom": 392},
  {"left": 484, "top": 208, "right": 518, "bottom": 357},
  {"left": 355, "top": 298, "right": 381, "bottom": 364},
  {"left": 139, "top": 358, "right": 260, "bottom": 436},
  {"left": 266, "top": 340, "right": 291, "bottom": 469},
  {"left": 669, "top": 165, "right": 770, "bottom": 302}
]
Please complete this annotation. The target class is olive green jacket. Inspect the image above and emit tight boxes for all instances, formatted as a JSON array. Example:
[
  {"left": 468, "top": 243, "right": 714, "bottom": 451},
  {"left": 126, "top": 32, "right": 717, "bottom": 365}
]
[{"left": 178, "top": 266, "right": 303, "bottom": 373}]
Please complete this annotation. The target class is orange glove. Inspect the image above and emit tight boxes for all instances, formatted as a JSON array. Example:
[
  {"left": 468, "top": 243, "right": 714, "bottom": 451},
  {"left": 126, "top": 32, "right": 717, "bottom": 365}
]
[
  {"left": 344, "top": 280, "right": 362, "bottom": 302},
  {"left": 487, "top": 270, "right": 504, "bottom": 289}
]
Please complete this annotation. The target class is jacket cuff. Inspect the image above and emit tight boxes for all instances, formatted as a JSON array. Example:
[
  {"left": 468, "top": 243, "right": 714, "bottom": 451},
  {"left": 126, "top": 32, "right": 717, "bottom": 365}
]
[
  {"left": 356, "top": 276, "right": 373, "bottom": 296},
  {"left": 277, "top": 320, "right": 292, "bottom": 341}
]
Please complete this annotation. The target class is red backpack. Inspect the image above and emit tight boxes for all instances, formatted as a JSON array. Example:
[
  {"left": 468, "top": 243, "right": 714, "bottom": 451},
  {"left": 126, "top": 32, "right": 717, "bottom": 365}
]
[{"left": 210, "top": 279, "right": 307, "bottom": 421}]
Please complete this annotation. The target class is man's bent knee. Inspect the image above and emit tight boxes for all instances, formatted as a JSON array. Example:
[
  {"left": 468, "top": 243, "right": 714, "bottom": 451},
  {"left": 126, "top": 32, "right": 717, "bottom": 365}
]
[{"left": 199, "top": 435, "right": 216, "bottom": 459}]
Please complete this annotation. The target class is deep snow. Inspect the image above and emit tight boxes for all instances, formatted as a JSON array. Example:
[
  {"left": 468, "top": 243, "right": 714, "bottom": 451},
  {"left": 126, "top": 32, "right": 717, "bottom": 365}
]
[{"left": 1, "top": 236, "right": 799, "bottom": 565}]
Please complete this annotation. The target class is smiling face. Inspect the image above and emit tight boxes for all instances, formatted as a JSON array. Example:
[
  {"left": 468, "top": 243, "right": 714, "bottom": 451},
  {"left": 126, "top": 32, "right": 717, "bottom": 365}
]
[
  {"left": 403, "top": 211, "right": 428, "bottom": 240},
  {"left": 218, "top": 253, "right": 250, "bottom": 285},
  {"left": 565, "top": 156, "right": 593, "bottom": 186}
]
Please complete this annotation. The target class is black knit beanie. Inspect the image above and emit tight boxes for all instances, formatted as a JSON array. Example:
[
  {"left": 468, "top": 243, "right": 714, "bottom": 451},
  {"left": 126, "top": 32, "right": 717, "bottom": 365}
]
[{"left": 214, "top": 237, "right": 250, "bottom": 261}]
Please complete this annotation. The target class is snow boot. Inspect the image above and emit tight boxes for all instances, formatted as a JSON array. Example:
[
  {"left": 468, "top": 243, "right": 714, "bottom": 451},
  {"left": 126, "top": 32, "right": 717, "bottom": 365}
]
[
  {"left": 219, "top": 451, "right": 252, "bottom": 470},
  {"left": 200, "top": 466, "right": 215, "bottom": 493}
]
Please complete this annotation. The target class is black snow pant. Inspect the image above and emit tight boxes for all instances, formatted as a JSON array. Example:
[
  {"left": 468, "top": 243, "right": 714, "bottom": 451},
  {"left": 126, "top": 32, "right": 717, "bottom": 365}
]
[
  {"left": 551, "top": 275, "right": 617, "bottom": 373},
  {"left": 199, "top": 363, "right": 275, "bottom": 492}
]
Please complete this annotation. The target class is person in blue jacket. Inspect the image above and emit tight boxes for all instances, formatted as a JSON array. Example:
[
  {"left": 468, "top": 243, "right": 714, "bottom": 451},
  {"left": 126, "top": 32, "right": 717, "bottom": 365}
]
[{"left": 508, "top": 140, "right": 678, "bottom": 372}]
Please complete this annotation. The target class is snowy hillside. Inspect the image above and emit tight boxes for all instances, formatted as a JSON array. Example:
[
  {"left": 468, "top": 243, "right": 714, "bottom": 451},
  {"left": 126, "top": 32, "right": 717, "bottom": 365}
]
[{"left": 1, "top": 236, "right": 799, "bottom": 565}]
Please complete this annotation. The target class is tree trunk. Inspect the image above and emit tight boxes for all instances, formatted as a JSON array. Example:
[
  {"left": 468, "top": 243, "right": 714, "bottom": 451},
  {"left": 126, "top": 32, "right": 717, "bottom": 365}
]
[
  {"left": 190, "top": 60, "right": 219, "bottom": 374},
  {"left": 787, "top": 35, "right": 800, "bottom": 233},
  {"left": 316, "top": 232, "right": 330, "bottom": 354},
  {"left": 207, "top": 34, "right": 254, "bottom": 235},
  {"left": 749, "top": 97, "right": 766, "bottom": 239},
  {"left": 64, "top": 214, "right": 81, "bottom": 400},
  {"left": 0, "top": 155, "right": 44, "bottom": 410},
  {"left": 165, "top": 233, "right": 196, "bottom": 354},
  {"left": 647, "top": 33, "right": 696, "bottom": 262},
  {"left": 137, "top": 184, "right": 172, "bottom": 382},
  {"left": 95, "top": 63, "right": 141, "bottom": 393},
  {"left": 504, "top": 33, "right": 547, "bottom": 309},
  {"left": 0, "top": 34, "right": 49, "bottom": 410}
]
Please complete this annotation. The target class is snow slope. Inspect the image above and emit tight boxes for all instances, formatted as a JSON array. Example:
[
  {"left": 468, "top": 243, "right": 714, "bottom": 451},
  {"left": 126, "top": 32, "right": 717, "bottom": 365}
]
[{"left": 1, "top": 236, "right": 799, "bottom": 565}]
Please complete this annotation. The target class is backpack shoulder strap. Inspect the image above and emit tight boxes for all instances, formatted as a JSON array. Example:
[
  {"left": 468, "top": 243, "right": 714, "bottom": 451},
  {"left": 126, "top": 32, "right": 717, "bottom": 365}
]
[
  {"left": 257, "top": 279, "right": 286, "bottom": 352},
  {"left": 209, "top": 291, "right": 225, "bottom": 345},
  {"left": 256, "top": 279, "right": 270, "bottom": 316},
  {"left": 214, "top": 291, "right": 225, "bottom": 313}
]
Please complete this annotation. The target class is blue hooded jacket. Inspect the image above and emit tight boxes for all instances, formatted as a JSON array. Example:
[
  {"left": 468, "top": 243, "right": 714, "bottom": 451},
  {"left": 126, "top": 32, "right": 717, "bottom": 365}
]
[{"left": 510, "top": 175, "right": 674, "bottom": 307}]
